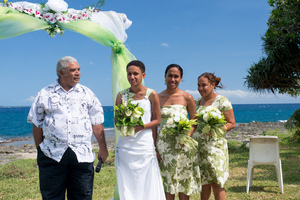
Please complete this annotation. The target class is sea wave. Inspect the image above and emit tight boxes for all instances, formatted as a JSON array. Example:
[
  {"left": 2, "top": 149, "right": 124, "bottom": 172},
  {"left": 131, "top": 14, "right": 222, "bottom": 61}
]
[
  {"left": 278, "top": 120, "right": 287, "bottom": 123},
  {"left": 104, "top": 127, "right": 115, "bottom": 131}
]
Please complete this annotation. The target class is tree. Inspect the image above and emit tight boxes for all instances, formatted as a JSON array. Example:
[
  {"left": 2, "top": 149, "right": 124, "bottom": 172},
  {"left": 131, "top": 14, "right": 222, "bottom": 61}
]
[{"left": 245, "top": 0, "right": 300, "bottom": 96}]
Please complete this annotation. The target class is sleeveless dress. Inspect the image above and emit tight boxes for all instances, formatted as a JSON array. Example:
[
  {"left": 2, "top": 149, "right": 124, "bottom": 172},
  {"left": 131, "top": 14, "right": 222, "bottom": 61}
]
[
  {"left": 116, "top": 88, "right": 165, "bottom": 200},
  {"left": 156, "top": 105, "right": 201, "bottom": 195},
  {"left": 193, "top": 95, "right": 232, "bottom": 188}
]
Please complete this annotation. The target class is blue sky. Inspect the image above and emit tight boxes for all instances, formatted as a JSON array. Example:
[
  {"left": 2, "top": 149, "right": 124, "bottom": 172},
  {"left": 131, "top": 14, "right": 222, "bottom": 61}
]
[{"left": 0, "top": 0, "right": 299, "bottom": 106}]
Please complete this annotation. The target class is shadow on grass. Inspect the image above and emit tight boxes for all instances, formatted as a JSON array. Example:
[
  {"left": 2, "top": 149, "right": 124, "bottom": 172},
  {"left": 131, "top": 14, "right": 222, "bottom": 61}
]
[{"left": 228, "top": 186, "right": 280, "bottom": 194}]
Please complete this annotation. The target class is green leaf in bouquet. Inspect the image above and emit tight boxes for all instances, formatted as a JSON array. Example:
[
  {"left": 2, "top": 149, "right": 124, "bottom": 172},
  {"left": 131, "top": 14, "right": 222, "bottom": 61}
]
[{"left": 202, "top": 124, "right": 211, "bottom": 133}]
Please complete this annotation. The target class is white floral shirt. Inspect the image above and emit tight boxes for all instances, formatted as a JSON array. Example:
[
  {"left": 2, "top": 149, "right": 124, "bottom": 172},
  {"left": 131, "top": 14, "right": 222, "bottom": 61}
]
[{"left": 27, "top": 80, "right": 104, "bottom": 163}]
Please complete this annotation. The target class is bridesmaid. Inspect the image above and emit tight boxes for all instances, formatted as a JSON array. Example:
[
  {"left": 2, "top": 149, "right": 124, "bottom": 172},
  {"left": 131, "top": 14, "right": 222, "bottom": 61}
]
[
  {"left": 156, "top": 64, "right": 201, "bottom": 200},
  {"left": 193, "top": 72, "right": 235, "bottom": 200},
  {"left": 115, "top": 60, "right": 165, "bottom": 200}
]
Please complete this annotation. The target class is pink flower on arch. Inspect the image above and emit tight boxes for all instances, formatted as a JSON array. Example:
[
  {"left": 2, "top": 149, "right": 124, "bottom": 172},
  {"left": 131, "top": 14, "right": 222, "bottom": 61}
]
[{"left": 34, "top": 11, "right": 41, "bottom": 18}]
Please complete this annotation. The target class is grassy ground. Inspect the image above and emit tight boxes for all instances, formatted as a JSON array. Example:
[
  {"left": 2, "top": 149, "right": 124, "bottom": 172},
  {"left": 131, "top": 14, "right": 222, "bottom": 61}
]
[{"left": 0, "top": 132, "right": 299, "bottom": 200}]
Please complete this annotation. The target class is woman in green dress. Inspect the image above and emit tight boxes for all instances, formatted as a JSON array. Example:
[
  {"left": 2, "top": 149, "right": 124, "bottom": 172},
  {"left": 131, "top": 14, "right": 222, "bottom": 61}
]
[
  {"left": 156, "top": 64, "right": 201, "bottom": 200},
  {"left": 193, "top": 72, "right": 235, "bottom": 200}
]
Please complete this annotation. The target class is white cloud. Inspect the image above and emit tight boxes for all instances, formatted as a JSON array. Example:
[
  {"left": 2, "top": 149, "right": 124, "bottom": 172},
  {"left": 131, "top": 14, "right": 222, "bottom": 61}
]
[
  {"left": 217, "top": 90, "right": 256, "bottom": 98},
  {"left": 185, "top": 89, "right": 299, "bottom": 104},
  {"left": 161, "top": 43, "right": 169, "bottom": 47},
  {"left": 26, "top": 96, "right": 35, "bottom": 103},
  {"left": 89, "top": 61, "right": 95, "bottom": 65},
  {"left": 186, "top": 90, "right": 199, "bottom": 97}
]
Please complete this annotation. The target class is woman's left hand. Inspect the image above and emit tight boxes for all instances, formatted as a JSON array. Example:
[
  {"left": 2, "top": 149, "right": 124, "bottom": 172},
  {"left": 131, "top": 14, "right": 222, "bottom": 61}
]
[{"left": 134, "top": 125, "right": 144, "bottom": 133}]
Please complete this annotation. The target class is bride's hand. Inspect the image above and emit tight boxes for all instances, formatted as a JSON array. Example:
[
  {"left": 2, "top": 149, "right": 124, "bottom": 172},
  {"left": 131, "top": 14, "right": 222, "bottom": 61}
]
[{"left": 134, "top": 125, "right": 144, "bottom": 133}]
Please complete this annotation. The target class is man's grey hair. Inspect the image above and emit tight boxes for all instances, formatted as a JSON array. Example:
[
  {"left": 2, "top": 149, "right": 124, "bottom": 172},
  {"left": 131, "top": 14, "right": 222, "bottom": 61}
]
[{"left": 56, "top": 56, "right": 78, "bottom": 77}]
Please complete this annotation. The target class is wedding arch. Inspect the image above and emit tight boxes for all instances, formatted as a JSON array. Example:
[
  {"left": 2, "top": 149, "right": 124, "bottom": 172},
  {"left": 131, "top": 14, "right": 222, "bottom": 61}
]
[{"left": 0, "top": 1, "right": 134, "bottom": 199}]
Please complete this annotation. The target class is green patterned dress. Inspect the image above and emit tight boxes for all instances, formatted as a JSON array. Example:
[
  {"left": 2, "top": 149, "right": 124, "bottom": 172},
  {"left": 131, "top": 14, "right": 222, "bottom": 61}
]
[
  {"left": 193, "top": 95, "right": 232, "bottom": 188},
  {"left": 156, "top": 105, "right": 201, "bottom": 195}
]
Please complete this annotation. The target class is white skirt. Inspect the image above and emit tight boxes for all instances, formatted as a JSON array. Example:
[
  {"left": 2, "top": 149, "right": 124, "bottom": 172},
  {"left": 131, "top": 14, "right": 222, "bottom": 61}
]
[{"left": 116, "top": 128, "right": 165, "bottom": 200}]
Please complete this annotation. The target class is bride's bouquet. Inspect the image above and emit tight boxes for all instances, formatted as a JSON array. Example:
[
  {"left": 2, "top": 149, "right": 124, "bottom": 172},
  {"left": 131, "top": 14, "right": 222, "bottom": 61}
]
[
  {"left": 195, "top": 106, "right": 227, "bottom": 141},
  {"left": 161, "top": 114, "right": 198, "bottom": 155},
  {"left": 114, "top": 100, "right": 145, "bottom": 137}
]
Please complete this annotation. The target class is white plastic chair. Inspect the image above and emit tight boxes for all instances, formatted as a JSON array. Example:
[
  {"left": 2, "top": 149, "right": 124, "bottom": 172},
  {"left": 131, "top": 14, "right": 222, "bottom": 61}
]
[{"left": 246, "top": 136, "right": 284, "bottom": 194}]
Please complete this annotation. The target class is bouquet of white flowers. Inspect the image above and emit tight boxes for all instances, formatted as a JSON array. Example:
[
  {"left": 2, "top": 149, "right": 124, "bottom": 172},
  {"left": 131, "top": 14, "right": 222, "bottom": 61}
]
[
  {"left": 161, "top": 114, "right": 198, "bottom": 155},
  {"left": 195, "top": 106, "right": 227, "bottom": 141},
  {"left": 114, "top": 100, "right": 145, "bottom": 137}
]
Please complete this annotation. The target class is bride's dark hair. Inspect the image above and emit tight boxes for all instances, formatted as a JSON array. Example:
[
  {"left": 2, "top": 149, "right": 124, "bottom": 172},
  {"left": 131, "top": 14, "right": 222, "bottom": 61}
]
[{"left": 126, "top": 60, "right": 145, "bottom": 73}]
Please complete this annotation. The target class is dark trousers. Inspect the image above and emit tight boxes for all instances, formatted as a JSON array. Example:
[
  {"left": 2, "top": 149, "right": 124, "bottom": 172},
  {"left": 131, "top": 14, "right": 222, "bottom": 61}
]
[{"left": 37, "top": 147, "right": 94, "bottom": 200}]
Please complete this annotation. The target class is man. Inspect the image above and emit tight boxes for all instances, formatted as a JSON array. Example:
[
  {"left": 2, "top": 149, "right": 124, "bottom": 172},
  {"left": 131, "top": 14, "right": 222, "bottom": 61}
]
[{"left": 27, "top": 56, "right": 108, "bottom": 200}]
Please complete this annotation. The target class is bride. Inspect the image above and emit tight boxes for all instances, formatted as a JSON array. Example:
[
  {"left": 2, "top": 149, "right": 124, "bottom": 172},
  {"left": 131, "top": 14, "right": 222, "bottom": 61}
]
[{"left": 115, "top": 60, "right": 165, "bottom": 200}]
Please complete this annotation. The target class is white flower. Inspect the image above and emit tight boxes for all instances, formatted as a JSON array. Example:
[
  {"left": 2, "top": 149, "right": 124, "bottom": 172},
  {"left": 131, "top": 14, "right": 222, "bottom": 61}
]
[
  {"left": 125, "top": 109, "right": 132, "bottom": 117},
  {"left": 206, "top": 106, "right": 213, "bottom": 112},
  {"left": 133, "top": 108, "right": 142, "bottom": 116},
  {"left": 43, "top": 13, "right": 53, "bottom": 21},
  {"left": 23, "top": 8, "right": 34, "bottom": 14},
  {"left": 34, "top": 10, "right": 42, "bottom": 18},
  {"left": 81, "top": 12, "right": 89, "bottom": 20},
  {"left": 166, "top": 118, "right": 174, "bottom": 128},
  {"left": 173, "top": 115, "right": 181, "bottom": 123},
  {"left": 45, "top": 0, "right": 68, "bottom": 13},
  {"left": 49, "top": 15, "right": 57, "bottom": 24},
  {"left": 210, "top": 111, "right": 218, "bottom": 118},
  {"left": 203, "top": 113, "right": 209, "bottom": 122},
  {"left": 55, "top": 13, "right": 67, "bottom": 22},
  {"left": 15, "top": 4, "right": 23, "bottom": 12}
]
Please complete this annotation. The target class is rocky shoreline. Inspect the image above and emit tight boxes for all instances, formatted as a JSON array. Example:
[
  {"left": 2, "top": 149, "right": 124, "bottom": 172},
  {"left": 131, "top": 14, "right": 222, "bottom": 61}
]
[{"left": 0, "top": 122, "right": 288, "bottom": 165}]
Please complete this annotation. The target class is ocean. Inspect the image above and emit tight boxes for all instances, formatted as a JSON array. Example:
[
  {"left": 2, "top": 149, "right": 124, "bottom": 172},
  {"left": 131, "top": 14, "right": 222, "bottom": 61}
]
[{"left": 0, "top": 103, "right": 299, "bottom": 142}]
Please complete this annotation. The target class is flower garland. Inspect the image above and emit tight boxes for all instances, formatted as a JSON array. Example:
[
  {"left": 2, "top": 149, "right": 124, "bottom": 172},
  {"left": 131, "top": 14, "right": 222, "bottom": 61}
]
[{"left": 0, "top": 0, "right": 101, "bottom": 37}]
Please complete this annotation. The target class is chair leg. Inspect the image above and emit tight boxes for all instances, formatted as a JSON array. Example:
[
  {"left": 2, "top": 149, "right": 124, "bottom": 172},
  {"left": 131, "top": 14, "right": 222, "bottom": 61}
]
[
  {"left": 277, "top": 160, "right": 284, "bottom": 194},
  {"left": 250, "top": 166, "right": 254, "bottom": 187},
  {"left": 246, "top": 162, "right": 255, "bottom": 193},
  {"left": 275, "top": 164, "right": 279, "bottom": 184},
  {"left": 246, "top": 161, "right": 251, "bottom": 193}
]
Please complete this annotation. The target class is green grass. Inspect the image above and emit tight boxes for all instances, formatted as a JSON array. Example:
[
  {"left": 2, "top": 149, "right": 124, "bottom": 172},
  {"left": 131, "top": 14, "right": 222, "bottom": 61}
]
[{"left": 0, "top": 133, "right": 299, "bottom": 200}]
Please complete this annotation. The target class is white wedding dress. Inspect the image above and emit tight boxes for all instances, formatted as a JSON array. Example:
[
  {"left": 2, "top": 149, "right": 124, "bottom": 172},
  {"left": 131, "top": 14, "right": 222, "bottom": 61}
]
[{"left": 116, "top": 89, "right": 165, "bottom": 200}]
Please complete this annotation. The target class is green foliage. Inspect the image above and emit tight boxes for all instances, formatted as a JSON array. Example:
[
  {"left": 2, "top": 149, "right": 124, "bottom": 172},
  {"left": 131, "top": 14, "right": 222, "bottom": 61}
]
[
  {"left": 285, "top": 109, "right": 300, "bottom": 129},
  {"left": 245, "top": 0, "right": 300, "bottom": 96},
  {"left": 285, "top": 109, "right": 300, "bottom": 142},
  {"left": 89, "top": 0, "right": 105, "bottom": 8},
  {"left": 284, "top": 128, "right": 300, "bottom": 143},
  {"left": 228, "top": 140, "right": 249, "bottom": 154}
]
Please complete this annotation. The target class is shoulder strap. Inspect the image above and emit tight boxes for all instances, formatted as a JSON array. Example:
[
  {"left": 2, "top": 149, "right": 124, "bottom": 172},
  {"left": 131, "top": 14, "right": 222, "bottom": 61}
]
[
  {"left": 120, "top": 88, "right": 129, "bottom": 96},
  {"left": 145, "top": 88, "right": 154, "bottom": 98}
]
